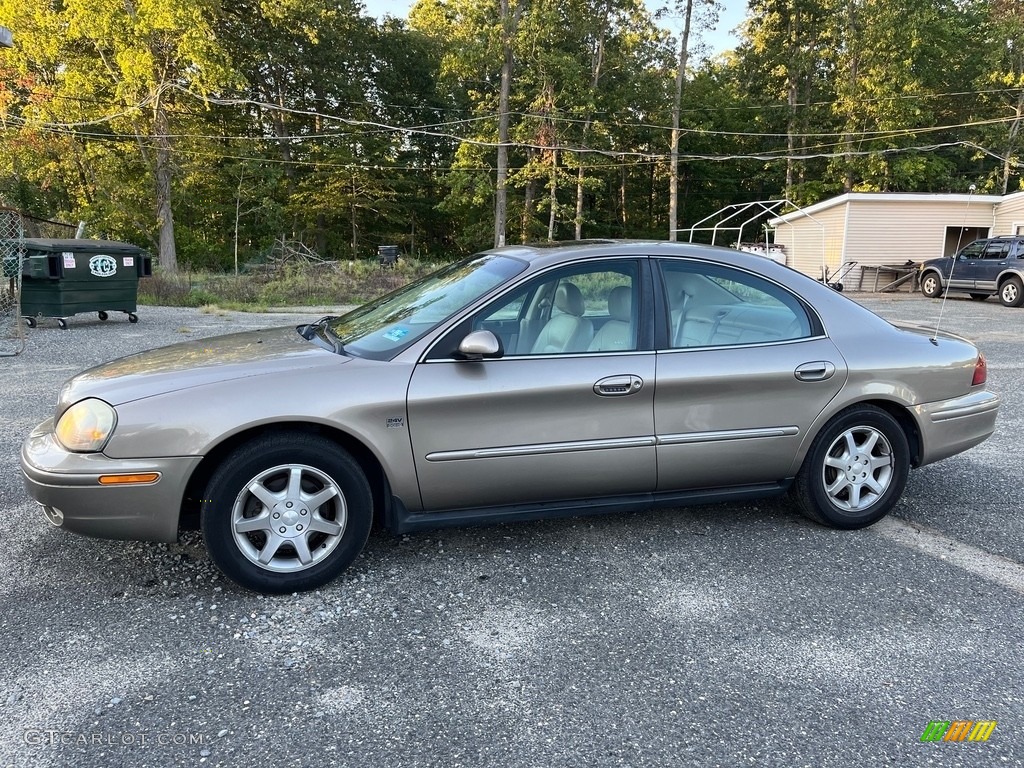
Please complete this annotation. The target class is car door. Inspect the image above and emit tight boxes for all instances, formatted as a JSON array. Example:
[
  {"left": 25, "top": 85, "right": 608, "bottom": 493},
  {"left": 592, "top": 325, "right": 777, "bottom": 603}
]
[
  {"left": 406, "top": 258, "right": 657, "bottom": 512},
  {"left": 654, "top": 259, "right": 848, "bottom": 491},
  {"left": 974, "top": 240, "right": 1012, "bottom": 292},
  {"left": 947, "top": 240, "right": 987, "bottom": 289}
]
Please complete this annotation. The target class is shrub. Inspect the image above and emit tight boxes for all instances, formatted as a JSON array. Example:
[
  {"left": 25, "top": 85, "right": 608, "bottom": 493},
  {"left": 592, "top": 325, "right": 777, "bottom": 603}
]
[{"left": 138, "top": 258, "right": 447, "bottom": 310}]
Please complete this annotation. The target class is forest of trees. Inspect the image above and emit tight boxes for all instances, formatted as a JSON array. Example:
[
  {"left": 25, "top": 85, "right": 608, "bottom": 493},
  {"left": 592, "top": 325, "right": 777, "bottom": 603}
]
[{"left": 0, "top": 0, "right": 1021, "bottom": 271}]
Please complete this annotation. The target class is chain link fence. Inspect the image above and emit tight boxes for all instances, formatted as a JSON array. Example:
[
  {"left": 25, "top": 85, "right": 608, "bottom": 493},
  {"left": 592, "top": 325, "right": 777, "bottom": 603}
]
[{"left": 1, "top": 208, "right": 26, "bottom": 356}]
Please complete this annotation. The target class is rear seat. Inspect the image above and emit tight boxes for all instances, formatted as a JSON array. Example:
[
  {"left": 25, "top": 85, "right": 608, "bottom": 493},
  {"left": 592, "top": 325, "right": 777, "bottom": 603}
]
[{"left": 676, "top": 304, "right": 804, "bottom": 347}]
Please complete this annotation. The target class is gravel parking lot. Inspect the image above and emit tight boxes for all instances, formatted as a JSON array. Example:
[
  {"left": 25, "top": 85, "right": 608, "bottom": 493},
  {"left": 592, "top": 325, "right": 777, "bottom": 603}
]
[{"left": 2, "top": 295, "right": 1022, "bottom": 768}]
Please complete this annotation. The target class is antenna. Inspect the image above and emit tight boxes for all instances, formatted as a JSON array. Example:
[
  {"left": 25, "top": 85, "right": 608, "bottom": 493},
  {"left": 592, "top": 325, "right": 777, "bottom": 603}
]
[{"left": 932, "top": 184, "right": 977, "bottom": 344}]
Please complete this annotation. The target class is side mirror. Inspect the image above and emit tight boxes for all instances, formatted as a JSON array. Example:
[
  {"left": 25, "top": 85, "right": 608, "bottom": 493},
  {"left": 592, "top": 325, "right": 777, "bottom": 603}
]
[{"left": 456, "top": 330, "right": 503, "bottom": 360}]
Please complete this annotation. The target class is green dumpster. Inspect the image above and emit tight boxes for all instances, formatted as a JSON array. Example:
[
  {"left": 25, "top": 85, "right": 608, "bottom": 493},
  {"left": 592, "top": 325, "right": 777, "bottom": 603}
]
[{"left": 20, "top": 238, "right": 152, "bottom": 329}]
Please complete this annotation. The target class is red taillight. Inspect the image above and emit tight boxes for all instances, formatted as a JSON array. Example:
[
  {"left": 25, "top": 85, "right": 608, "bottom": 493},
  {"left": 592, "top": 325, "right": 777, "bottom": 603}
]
[{"left": 972, "top": 352, "right": 987, "bottom": 386}]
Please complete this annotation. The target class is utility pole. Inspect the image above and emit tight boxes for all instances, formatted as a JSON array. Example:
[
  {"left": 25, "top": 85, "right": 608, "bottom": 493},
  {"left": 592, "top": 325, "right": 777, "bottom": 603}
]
[
  {"left": 668, "top": 0, "right": 694, "bottom": 242},
  {"left": 494, "top": 0, "right": 523, "bottom": 248}
]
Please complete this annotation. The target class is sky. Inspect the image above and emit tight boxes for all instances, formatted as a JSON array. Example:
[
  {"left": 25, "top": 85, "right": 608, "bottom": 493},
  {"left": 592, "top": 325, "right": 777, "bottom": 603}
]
[{"left": 363, "top": 1, "right": 749, "bottom": 56}]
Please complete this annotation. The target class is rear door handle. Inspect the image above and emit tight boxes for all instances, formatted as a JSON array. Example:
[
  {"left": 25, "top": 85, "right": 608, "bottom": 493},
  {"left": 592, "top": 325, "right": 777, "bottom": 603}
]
[
  {"left": 594, "top": 375, "right": 644, "bottom": 397},
  {"left": 794, "top": 361, "right": 836, "bottom": 382}
]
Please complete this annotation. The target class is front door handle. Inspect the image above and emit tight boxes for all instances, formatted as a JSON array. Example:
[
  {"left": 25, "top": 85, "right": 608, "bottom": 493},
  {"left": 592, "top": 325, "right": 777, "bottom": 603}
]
[
  {"left": 594, "top": 375, "right": 644, "bottom": 397},
  {"left": 794, "top": 361, "right": 836, "bottom": 382}
]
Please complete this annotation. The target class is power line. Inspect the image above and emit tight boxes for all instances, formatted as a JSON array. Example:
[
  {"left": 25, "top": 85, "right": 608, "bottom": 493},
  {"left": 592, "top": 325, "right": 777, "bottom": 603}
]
[{"left": 10, "top": 95, "right": 1023, "bottom": 156}]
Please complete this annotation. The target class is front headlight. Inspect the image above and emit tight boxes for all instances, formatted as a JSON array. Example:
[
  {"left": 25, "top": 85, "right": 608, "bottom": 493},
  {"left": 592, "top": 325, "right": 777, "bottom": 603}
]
[{"left": 55, "top": 399, "right": 117, "bottom": 453}]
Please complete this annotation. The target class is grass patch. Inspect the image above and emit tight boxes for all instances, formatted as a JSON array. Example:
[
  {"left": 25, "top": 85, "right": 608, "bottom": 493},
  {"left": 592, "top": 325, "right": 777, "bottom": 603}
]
[{"left": 139, "top": 258, "right": 445, "bottom": 310}]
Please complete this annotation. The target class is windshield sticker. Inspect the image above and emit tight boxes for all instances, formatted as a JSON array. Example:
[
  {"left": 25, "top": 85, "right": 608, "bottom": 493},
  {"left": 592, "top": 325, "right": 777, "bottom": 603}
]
[{"left": 383, "top": 327, "right": 409, "bottom": 342}]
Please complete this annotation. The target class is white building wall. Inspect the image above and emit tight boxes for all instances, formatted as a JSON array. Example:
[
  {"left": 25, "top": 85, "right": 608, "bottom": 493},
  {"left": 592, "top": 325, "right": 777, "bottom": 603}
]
[
  {"left": 844, "top": 199, "right": 994, "bottom": 265},
  {"left": 772, "top": 194, "right": 1001, "bottom": 288},
  {"left": 772, "top": 203, "right": 847, "bottom": 280},
  {"left": 993, "top": 191, "right": 1024, "bottom": 235}
]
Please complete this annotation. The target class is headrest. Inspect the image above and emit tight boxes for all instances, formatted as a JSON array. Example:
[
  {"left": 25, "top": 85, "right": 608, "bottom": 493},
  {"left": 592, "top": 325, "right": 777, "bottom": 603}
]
[
  {"left": 608, "top": 285, "right": 631, "bottom": 322},
  {"left": 555, "top": 282, "right": 585, "bottom": 316},
  {"left": 671, "top": 273, "right": 705, "bottom": 297}
]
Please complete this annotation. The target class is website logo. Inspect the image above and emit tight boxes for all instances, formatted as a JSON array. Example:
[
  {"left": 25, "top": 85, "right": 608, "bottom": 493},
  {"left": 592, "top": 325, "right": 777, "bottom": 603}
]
[{"left": 920, "top": 720, "right": 996, "bottom": 742}]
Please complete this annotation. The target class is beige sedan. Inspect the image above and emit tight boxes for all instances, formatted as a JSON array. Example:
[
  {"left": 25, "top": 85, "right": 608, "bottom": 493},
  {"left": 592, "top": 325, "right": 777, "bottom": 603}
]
[{"left": 21, "top": 241, "right": 999, "bottom": 593}]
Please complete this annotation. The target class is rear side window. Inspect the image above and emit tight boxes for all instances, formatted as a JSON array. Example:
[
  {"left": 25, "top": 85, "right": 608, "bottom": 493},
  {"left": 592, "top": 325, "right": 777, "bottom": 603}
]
[
  {"left": 659, "top": 260, "right": 814, "bottom": 349},
  {"left": 983, "top": 241, "right": 1011, "bottom": 259}
]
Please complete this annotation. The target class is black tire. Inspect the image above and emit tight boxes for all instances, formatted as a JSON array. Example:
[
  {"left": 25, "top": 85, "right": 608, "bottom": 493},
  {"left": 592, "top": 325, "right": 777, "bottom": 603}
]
[
  {"left": 57, "top": 318, "right": 68, "bottom": 330},
  {"left": 98, "top": 311, "right": 109, "bottom": 321},
  {"left": 969, "top": 293, "right": 988, "bottom": 302},
  {"left": 792, "top": 405, "right": 910, "bottom": 529},
  {"left": 201, "top": 432, "right": 372, "bottom": 593},
  {"left": 920, "top": 271, "right": 943, "bottom": 298},
  {"left": 23, "top": 316, "right": 36, "bottom": 328},
  {"left": 999, "top": 277, "right": 1024, "bottom": 307},
  {"left": 128, "top": 313, "right": 139, "bottom": 323}
]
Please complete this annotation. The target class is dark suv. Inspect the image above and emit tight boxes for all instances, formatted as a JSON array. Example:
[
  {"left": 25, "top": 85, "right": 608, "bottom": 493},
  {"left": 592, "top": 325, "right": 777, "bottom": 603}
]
[{"left": 920, "top": 236, "right": 1024, "bottom": 306}]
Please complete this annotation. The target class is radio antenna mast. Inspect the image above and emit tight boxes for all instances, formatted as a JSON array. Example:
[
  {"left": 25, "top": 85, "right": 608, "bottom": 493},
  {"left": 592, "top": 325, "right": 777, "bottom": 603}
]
[{"left": 932, "top": 184, "right": 977, "bottom": 344}]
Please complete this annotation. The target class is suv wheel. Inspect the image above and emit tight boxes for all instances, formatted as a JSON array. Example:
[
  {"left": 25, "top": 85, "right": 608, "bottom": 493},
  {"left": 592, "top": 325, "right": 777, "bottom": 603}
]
[
  {"left": 920, "top": 272, "right": 943, "bottom": 298},
  {"left": 999, "top": 276, "right": 1024, "bottom": 307}
]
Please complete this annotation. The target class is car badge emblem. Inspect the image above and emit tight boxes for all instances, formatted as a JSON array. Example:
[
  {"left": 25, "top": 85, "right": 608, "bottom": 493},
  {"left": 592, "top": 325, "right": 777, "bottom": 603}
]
[{"left": 89, "top": 255, "right": 118, "bottom": 278}]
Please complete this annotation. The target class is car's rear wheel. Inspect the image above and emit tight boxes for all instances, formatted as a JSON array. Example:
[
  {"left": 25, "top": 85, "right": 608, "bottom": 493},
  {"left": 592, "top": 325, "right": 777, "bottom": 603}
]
[
  {"left": 792, "top": 405, "right": 909, "bottom": 529},
  {"left": 201, "top": 432, "right": 372, "bottom": 593},
  {"left": 920, "top": 272, "right": 943, "bottom": 298},
  {"left": 999, "top": 277, "right": 1024, "bottom": 307},
  {"left": 969, "top": 293, "right": 989, "bottom": 302}
]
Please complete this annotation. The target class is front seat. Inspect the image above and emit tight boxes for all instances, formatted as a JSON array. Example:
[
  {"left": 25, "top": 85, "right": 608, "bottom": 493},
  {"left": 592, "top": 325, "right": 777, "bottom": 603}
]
[
  {"left": 589, "top": 285, "right": 634, "bottom": 351},
  {"left": 531, "top": 282, "right": 593, "bottom": 354}
]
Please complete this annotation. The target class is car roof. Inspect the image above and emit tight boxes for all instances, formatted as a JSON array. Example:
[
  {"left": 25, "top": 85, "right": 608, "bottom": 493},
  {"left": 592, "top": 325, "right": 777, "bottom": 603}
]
[{"left": 485, "top": 239, "right": 775, "bottom": 273}]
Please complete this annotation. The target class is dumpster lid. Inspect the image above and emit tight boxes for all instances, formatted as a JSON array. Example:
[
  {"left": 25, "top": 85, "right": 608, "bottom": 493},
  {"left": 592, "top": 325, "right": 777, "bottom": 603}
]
[{"left": 22, "top": 238, "right": 146, "bottom": 254}]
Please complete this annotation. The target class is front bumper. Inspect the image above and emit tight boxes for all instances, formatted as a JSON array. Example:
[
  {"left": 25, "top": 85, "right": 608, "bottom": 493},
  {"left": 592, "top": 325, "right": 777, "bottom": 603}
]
[
  {"left": 20, "top": 419, "right": 201, "bottom": 543},
  {"left": 913, "top": 390, "right": 1000, "bottom": 466}
]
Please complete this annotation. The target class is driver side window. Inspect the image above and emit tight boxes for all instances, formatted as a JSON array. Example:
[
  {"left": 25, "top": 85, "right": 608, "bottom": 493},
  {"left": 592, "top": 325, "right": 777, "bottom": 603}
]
[
  {"left": 474, "top": 261, "right": 640, "bottom": 356},
  {"left": 958, "top": 241, "right": 985, "bottom": 260}
]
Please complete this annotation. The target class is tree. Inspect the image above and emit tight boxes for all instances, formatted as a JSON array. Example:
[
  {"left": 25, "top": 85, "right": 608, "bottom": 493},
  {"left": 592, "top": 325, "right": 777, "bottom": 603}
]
[{"left": 0, "top": 0, "right": 237, "bottom": 271}]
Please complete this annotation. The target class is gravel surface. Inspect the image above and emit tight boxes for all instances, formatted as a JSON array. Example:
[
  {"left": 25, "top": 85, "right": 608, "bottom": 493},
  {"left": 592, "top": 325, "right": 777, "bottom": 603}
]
[{"left": 1, "top": 296, "right": 1022, "bottom": 767}]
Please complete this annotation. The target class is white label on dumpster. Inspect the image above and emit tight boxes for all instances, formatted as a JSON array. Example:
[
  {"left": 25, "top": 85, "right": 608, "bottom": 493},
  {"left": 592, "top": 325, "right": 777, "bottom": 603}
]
[
  {"left": 89, "top": 255, "right": 117, "bottom": 277},
  {"left": 124, "top": 256, "right": 134, "bottom": 267},
  {"left": 62, "top": 253, "right": 76, "bottom": 269}
]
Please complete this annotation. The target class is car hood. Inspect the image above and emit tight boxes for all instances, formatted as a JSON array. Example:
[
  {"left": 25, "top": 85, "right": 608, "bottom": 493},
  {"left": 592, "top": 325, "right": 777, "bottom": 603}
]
[{"left": 58, "top": 326, "right": 348, "bottom": 409}]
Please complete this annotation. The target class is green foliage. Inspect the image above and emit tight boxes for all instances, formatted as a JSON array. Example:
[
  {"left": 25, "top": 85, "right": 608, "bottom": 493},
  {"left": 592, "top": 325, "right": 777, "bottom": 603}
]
[{"left": 0, "top": 0, "right": 1020, "bottom": 271}]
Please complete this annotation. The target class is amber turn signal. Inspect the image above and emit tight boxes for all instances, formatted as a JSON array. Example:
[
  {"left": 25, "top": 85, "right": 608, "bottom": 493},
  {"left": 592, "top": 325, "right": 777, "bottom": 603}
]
[{"left": 98, "top": 473, "right": 161, "bottom": 485}]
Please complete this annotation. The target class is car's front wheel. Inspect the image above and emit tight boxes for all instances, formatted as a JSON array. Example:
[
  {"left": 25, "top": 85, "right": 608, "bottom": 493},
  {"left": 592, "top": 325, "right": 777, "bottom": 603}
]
[
  {"left": 999, "top": 276, "right": 1024, "bottom": 307},
  {"left": 920, "top": 271, "right": 943, "bottom": 298},
  {"left": 201, "top": 432, "right": 372, "bottom": 593},
  {"left": 792, "top": 405, "right": 910, "bottom": 529}
]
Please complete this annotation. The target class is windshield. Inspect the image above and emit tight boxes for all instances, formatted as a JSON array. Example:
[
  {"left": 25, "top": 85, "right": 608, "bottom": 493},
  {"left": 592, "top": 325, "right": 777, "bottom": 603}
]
[{"left": 327, "top": 254, "right": 527, "bottom": 359}]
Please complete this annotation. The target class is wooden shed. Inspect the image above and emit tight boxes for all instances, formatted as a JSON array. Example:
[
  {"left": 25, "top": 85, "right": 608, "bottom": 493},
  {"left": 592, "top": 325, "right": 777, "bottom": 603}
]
[{"left": 768, "top": 191, "right": 1024, "bottom": 290}]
